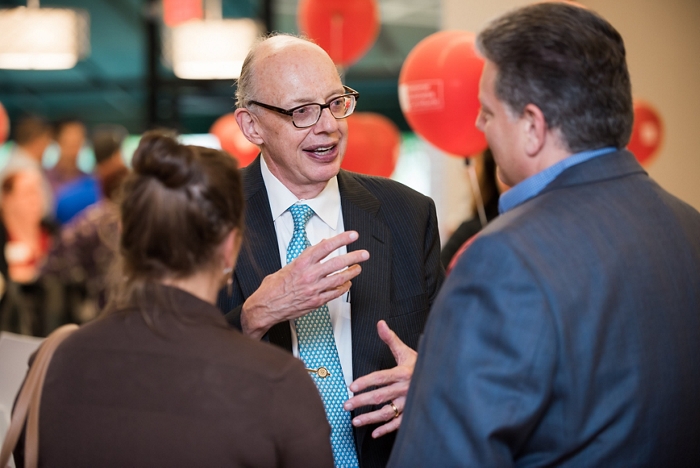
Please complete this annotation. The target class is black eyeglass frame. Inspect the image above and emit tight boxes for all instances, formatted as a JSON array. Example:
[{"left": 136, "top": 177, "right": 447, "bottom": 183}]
[{"left": 248, "top": 86, "right": 360, "bottom": 128}]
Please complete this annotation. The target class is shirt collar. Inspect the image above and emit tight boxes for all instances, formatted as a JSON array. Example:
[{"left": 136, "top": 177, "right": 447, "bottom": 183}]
[
  {"left": 499, "top": 146, "right": 617, "bottom": 214},
  {"left": 260, "top": 155, "right": 342, "bottom": 230}
]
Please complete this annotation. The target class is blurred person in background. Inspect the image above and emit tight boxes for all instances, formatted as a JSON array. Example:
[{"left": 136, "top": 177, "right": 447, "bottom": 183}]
[
  {"left": 12, "top": 131, "right": 333, "bottom": 467},
  {"left": 47, "top": 118, "right": 87, "bottom": 196},
  {"left": 0, "top": 168, "right": 62, "bottom": 335},
  {"left": 0, "top": 115, "right": 54, "bottom": 217},
  {"left": 43, "top": 128, "right": 129, "bottom": 323},
  {"left": 440, "top": 148, "right": 502, "bottom": 268},
  {"left": 1, "top": 169, "right": 50, "bottom": 284},
  {"left": 56, "top": 119, "right": 119, "bottom": 224},
  {"left": 54, "top": 125, "right": 127, "bottom": 224}
]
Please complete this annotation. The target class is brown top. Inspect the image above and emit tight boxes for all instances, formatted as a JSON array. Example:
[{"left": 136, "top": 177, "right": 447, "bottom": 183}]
[{"left": 17, "top": 284, "right": 333, "bottom": 467}]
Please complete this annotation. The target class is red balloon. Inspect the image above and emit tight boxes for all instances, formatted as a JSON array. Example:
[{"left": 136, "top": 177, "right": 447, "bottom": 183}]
[
  {"left": 628, "top": 100, "right": 663, "bottom": 166},
  {"left": 0, "top": 102, "right": 9, "bottom": 145},
  {"left": 399, "top": 31, "right": 487, "bottom": 157},
  {"left": 162, "top": 0, "right": 202, "bottom": 27},
  {"left": 209, "top": 113, "right": 259, "bottom": 167},
  {"left": 298, "top": 0, "right": 380, "bottom": 67},
  {"left": 342, "top": 112, "right": 400, "bottom": 178}
]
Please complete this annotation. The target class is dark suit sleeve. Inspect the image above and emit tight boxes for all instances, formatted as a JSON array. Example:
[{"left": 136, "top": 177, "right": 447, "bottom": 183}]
[
  {"left": 424, "top": 198, "right": 444, "bottom": 307},
  {"left": 389, "top": 234, "right": 556, "bottom": 467},
  {"left": 217, "top": 271, "right": 244, "bottom": 329},
  {"left": 223, "top": 305, "right": 243, "bottom": 329}
]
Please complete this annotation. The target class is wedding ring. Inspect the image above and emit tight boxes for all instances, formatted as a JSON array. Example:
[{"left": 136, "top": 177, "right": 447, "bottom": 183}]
[{"left": 390, "top": 401, "right": 400, "bottom": 419}]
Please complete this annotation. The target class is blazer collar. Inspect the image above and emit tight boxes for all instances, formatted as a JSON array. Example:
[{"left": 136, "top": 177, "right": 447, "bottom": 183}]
[
  {"left": 543, "top": 149, "right": 646, "bottom": 194},
  {"left": 241, "top": 155, "right": 265, "bottom": 201}
]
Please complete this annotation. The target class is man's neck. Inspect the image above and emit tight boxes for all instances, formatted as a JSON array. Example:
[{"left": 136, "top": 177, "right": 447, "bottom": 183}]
[
  {"left": 532, "top": 149, "right": 572, "bottom": 176},
  {"left": 523, "top": 130, "right": 572, "bottom": 182},
  {"left": 53, "top": 160, "right": 82, "bottom": 180},
  {"left": 288, "top": 183, "right": 325, "bottom": 200},
  {"left": 261, "top": 154, "right": 331, "bottom": 200}
]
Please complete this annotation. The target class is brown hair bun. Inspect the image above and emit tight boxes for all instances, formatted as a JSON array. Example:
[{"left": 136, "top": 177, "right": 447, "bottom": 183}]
[{"left": 119, "top": 131, "right": 244, "bottom": 285}]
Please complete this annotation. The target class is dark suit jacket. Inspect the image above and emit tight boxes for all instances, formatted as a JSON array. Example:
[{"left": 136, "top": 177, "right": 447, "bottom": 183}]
[
  {"left": 15, "top": 285, "right": 333, "bottom": 468},
  {"left": 390, "top": 150, "right": 700, "bottom": 467},
  {"left": 217, "top": 157, "right": 444, "bottom": 468}
]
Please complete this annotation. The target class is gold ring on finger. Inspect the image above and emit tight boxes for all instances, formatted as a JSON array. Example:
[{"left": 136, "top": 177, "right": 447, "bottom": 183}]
[{"left": 390, "top": 401, "right": 400, "bottom": 419}]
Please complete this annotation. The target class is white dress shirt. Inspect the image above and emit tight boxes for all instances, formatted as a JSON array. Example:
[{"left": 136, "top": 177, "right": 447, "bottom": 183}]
[{"left": 260, "top": 156, "right": 354, "bottom": 389}]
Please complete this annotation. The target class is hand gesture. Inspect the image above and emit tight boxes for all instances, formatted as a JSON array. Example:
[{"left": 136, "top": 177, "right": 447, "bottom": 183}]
[
  {"left": 343, "top": 320, "right": 417, "bottom": 438},
  {"left": 241, "top": 231, "right": 369, "bottom": 339}
]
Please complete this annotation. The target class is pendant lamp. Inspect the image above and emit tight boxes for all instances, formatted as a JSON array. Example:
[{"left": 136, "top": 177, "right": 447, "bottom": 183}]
[
  {"left": 168, "top": 0, "right": 259, "bottom": 80},
  {"left": 0, "top": 0, "right": 89, "bottom": 70}
]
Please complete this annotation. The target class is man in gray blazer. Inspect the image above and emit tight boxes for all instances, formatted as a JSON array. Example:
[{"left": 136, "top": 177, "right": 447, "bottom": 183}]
[
  {"left": 390, "top": 3, "right": 700, "bottom": 467},
  {"left": 217, "top": 34, "right": 443, "bottom": 467}
]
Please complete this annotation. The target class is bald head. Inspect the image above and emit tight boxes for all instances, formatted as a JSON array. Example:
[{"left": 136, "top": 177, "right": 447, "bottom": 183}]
[
  {"left": 235, "top": 35, "right": 338, "bottom": 108},
  {"left": 232, "top": 33, "right": 349, "bottom": 199}
]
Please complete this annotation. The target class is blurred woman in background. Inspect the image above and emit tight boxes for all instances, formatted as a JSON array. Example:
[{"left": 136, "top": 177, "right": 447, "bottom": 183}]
[
  {"left": 47, "top": 118, "right": 87, "bottom": 197},
  {"left": 13, "top": 132, "right": 333, "bottom": 467},
  {"left": 441, "top": 149, "right": 504, "bottom": 268},
  {"left": 0, "top": 168, "right": 61, "bottom": 335},
  {"left": 1, "top": 168, "right": 50, "bottom": 284},
  {"left": 43, "top": 127, "right": 130, "bottom": 323}
]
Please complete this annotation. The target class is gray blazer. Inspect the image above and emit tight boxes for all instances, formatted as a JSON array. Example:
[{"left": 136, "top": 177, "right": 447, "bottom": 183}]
[
  {"left": 218, "top": 156, "right": 444, "bottom": 468},
  {"left": 390, "top": 149, "right": 700, "bottom": 467}
]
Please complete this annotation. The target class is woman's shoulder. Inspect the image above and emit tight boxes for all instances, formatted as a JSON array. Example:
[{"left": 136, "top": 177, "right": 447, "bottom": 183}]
[
  {"left": 217, "top": 328, "right": 310, "bottom": 383},
  {"left": 61, "top": 309, "right": 306, "bottom": 384}
]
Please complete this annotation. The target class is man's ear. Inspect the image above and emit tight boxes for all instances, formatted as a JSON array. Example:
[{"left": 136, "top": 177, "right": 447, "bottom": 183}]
[
  {"left": 521, "top": 103, "right": 547, "bottom": 157},
  {"left": 234, "top": 108, "right": 264, "bottom": 146}
]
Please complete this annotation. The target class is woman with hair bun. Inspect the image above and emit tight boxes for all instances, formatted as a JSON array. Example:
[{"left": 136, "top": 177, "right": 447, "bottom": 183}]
[{"left": 12, "top": 132, "right": 333, "bottom": 467}]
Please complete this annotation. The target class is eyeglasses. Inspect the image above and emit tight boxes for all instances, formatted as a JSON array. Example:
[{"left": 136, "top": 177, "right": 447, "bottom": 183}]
[{"left": 248, "top": 86, "right": 360, "bottom": 128}]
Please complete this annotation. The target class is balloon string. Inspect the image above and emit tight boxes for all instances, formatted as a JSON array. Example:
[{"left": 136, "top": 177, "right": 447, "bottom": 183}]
[
  {"left": 331, "top": 13, "right": 343, "bottom": 65},
  {"left": 466, "top": 159, "right": 487, "bottom": 228}
]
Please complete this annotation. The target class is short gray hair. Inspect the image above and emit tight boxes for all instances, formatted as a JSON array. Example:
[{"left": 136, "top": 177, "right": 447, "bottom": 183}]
[{"left": 234, "top": 36, "right": 265, "bottom": 108}]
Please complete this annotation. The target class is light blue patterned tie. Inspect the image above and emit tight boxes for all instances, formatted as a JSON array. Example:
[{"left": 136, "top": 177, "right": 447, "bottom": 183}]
[{"left": 287, "top": 204, "right": 359, "bottom": 468}]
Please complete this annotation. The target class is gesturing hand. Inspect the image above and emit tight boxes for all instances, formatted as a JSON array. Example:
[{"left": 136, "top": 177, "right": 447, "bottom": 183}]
[
  {"left": 240, "top": 230, "right": 369, "bottom": 339},
  {"left": 343, "top": 320, "right": 417, "bottom": 438}
]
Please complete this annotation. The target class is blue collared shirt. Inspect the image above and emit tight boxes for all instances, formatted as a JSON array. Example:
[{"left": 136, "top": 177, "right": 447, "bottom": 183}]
[{"left": 499, "top": 147, "right": 617, "bottom": 214}]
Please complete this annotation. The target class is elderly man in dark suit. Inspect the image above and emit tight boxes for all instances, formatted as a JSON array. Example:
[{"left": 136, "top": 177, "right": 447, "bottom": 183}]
[
  {"left": 217, "top": 34, "right": 443, "bottom": 468},
  {"left": 390, "top": 3, "right": 700, "bottom": 467}
]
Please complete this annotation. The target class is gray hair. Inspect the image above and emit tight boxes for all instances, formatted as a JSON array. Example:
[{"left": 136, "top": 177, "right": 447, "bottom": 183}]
[
  {"left": 476, "top": 2, "right": 633, "bottom": 152},
  {"left": 234, "top": 36, "right": 265, "bottom": 108}
]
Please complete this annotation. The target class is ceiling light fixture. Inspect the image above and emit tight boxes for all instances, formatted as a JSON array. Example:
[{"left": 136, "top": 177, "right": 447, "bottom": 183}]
[
  {"left": 0, "top": 0, "right": 89, "bottom": 70},
  {"left": 168, "top": 0, "right": 260, "bottom": 80}
]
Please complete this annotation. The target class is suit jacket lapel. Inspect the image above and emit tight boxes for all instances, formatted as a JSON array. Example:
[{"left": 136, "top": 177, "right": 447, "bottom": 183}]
[
  {"left": 337, "top": 170, "right": 391, "bottom": 380},
  {"left": 238, "top": 157, "right": 292, "bottom": 350},
  {"left": 240, "top": 166, "right": 394, "bottom": 358}
]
